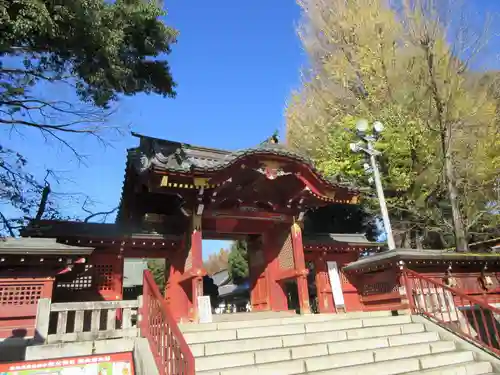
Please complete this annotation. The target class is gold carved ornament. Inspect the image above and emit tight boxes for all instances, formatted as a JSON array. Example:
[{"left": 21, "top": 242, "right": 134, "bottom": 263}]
[
  {"left": 478, "top": 264, "right": 494, "bottom": 290},
  {"left": 480, "top": 272, "right": 493, "bottom": 290},
  {"left": 444, "top": 275, "right": 457, "bottom": 288},
  {"left": 160, "top": 175, "right": 169, "bottom": 187},
  {"left": 193, "top": 177, "right": 210, "bottom": 188},
  {"left": 443, "top": 266, "right": 457, "bottom": 288},
  {"left": 291, "top": 222, "right": 302, "bottom": 237},
  {"left": 192, "top": 213, "right": 202, "bottom": 232}
]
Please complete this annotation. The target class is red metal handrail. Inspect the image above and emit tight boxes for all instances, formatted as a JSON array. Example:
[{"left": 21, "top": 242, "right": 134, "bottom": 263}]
[
  {"left": 140, "top": 270, "right": 195, "bottom": 375},
  {"left": 402, "top": 268, "right": 500, "bottom": 356}
]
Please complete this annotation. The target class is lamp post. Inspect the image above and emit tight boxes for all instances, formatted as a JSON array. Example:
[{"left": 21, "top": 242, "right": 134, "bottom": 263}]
[{"left": 349, "top": 119, "right": 396, "bottom": 250}]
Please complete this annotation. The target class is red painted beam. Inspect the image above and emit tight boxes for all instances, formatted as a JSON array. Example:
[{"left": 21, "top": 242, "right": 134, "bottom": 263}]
[
  {"left": 178, "top": 268, "right": 206, "bottom": 284},
  {"left": 0, "top": 305, "right": 37, "bottom": 319}
]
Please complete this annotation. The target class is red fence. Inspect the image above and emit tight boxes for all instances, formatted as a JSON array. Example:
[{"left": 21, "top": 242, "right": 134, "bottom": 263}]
[
  {"left": 140, "top": 270, "right": 195, "bottom": 375},
  {"left": 402, "top": 268, "right": 500, "bottom": 356}
]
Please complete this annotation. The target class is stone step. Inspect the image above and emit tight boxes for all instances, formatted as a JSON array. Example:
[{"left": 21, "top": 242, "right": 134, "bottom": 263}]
[
  {"left": 192, "top": 326, "right": 436, "bottom": 358},
  {"left": 184, "top": 314, "right": 414, "bottom": 344},
  {"left": 404, "top": 361, "right": 493, "bottom": 374},
  {"left": 196, "top": 339, "right": 458, "bottom": 374},
  {"left": 305, "top": 351, "right": 476, "bottom": 375},
  {"left": 195, "top": 331, "right": 443, "bottom": 372},
  {"left": 212, "top": 310, "right": 296, "bottom": 323},
  {"left": 180, "top": 311, "right": 404, "bottom": 333}
]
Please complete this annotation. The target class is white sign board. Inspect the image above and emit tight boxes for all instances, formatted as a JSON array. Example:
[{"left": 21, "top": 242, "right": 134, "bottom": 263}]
[
  {"left": 327, "top": 261, "right": 345, "bottom": 308},
  {"left": 197, "top": 296, "right": 213, "bottom": 324}
]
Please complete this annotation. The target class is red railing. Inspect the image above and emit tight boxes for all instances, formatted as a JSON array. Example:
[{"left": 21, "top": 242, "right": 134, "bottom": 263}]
[
  {"left": 140, "top": 270, "right": 195, "bottom": 375},
  {"left": 402, "top": 268, "right": 500, "bottom": 356}
]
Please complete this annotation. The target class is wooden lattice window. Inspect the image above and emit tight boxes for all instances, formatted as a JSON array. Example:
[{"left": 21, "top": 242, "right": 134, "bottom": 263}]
[
  {"left": 94, "top": 264, "right": 113, "bottom": 291},
  {"left": 339, "top": 271, "right": 350, "bottom": 285},
  {"left": 0, "top": 284, "right": 43, "bottom": 305},
  {"left": 57, "top": 265, "right": 93, "bottom": 291},
  {"left": 278, "top": 233, "right": 295, "bottom": 270},
  {"left": 184, "top": 250, "right": 193, "bottom": 271}
]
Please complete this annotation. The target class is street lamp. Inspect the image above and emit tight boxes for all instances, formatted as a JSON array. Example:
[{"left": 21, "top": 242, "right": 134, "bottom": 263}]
[{"left": 349, "top": 119, "right": 396, "bottom": 250}]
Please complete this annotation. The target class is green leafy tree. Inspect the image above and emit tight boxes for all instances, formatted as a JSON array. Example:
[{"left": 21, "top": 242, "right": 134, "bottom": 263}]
[
  {"left": 203, "top": 248, "right": 230, "bottom": 275},
  {"left": 147, "top": 259, "right": 219, "bottom": 304},
  {"left": 0, "top": 0, "right": 178, "bottom": 236},
  {"left": 0, "top": 0, "right": 177, "bottom": 112},
  {"left": 286, "top": 0, "right": 500, "bottom": 249},
  {"left": 147, "top": 259, "right": 166, "bottom": 292},
  {"left": 304, "top": 204, "right": 377, "bottom": 239},
  {"left": 228, "top": 240, "right": 249, "bottom": 284}
]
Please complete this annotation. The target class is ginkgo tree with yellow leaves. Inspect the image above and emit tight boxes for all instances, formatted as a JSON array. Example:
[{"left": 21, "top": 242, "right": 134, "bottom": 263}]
[{"left": 286, "top": 0, "right": 500, "bottom": 250}]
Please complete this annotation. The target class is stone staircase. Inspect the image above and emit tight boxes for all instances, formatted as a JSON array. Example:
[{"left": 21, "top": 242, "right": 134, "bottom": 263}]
[{"left": 179, "top": 311, "right": 499, "bottom": 375}]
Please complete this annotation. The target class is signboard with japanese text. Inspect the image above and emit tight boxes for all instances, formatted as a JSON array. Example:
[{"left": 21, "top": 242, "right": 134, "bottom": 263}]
[
  {"left": 327, "top": 261, "right": 345, "bottom": 308},
  {"left": 0, "top": 352, "right": 134, "bottom": 375},
  {"left": 197, "top": 295, "right": 213, "bottom": 323}
]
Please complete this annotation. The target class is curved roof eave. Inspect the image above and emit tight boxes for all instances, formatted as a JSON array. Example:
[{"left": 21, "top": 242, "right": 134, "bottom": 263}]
[{"left": 127, "top": 134, "right": 359, "bottom": 194}]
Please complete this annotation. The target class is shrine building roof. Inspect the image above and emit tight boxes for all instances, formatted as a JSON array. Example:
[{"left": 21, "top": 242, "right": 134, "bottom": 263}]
[
  {"left": 21, "top": 221, "right": 181, "bottom": 240},
  {"left": 343, "top": 248, "right": 500, "bottom": 273},
  {"left": 19, "top": 220, "right": 378, "bottom": 254},
  {"left": 0, "top": 237, "right": 94, "bottom": 255},
  {"left": 116, "top": 133, "right": 361, "bottom": 227},
  {"left": 211, "top": 269, "right": 231, "bottom": 286},
  {"left": 127, "top": 132, "right": 358, "bottom": 192},
  {"left": 303, "top": 233, "right": 380, "bottom": 247}
]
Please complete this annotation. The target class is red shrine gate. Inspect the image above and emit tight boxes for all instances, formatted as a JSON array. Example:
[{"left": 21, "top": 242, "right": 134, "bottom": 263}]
[
  {"left": 119, "top": 133, "right": 363, "bottom": 321},
  {"left": 19, "top": 133, "right": 380, "bottom": 323}
]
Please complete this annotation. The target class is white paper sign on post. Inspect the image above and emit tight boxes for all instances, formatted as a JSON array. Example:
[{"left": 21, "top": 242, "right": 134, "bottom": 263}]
[
  {"left": 327, "top": 261, "right": 345, "bottom": 308},
  {"left": 197, "top": 295, "right": 213, "bottom": 324}
]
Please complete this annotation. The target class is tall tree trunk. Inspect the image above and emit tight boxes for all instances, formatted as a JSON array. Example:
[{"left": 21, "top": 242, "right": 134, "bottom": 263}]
[
  {"left": 444, "top": 151, "right": 468, "bottom": 251},
  {"left": 423, "top": 43, "right": 468, "bottom": 252}
]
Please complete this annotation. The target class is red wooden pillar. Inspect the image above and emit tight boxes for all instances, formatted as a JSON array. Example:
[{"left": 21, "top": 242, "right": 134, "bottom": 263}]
[
  {"left": 291, "top": 223, "right": 311, "bottom": 314},
  {"left": 189, "top": 214, "right": 204, "bottom": 321},
  {"left": 164, "top": 248, "right": 189, "bottom": 321},
  {"left": 314, "top": 256, "right": 335, "bottom": 313},
  {"left": 248, "top": 237, "right": 271, "bottom": 311},
  {"left": 164, "top": 214, "right": 205, "bottom": 323},
  {"left": 265, "top": 229, "right": 288, "bottom": 312}
]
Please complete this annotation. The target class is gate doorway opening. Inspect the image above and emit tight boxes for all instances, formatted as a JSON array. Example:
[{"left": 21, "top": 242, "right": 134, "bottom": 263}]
[
  {"left": 306, "top": 261, "right": 319, "bottom": 314},
  {"left": 203, "top": 239, "right": 250, "bottom": 313},
  {"left": 284, "top": 280, "right": 300, "bottom": 313},
  {"left": 123, "top": 258, "right": 161, "bottom": 300}
]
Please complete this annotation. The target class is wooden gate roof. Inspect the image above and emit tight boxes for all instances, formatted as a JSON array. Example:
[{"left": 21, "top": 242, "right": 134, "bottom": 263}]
[{"left": 127, "top": 132, "right": 357, "bottom": 193}]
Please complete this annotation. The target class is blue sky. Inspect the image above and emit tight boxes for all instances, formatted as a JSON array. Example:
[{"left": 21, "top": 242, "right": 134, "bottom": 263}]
[
  {"left": 1, "top": 0, "right": 500, "bottom": 260},
  {"left": 1, "top": 0, "right": 306, "bottom": 259}
]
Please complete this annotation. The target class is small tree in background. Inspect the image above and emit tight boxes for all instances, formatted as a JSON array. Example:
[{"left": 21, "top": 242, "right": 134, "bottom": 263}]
[
  {"left": 147, "top": 259, "right": 219, "bottom": 304},
  {"left": 147, "top": 259, "right": 166, "bottom": 292},
  {"left": 228, "top": 240, "right": 249, "bottom": 284},
  {"left": 204, "top": 248, "right": 230, "bottom": 275}
]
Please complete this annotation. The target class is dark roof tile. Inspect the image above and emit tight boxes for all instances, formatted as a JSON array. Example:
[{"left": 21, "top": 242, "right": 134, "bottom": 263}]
[
  {"left": 304, "top": 233, "right": 381, "bottom": 247},
  {"left": 0, "top": 237, "right": 94, "bottom": 255},
  {"left": 128, "top": 132, "right": 357, "bottom": 191}
]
